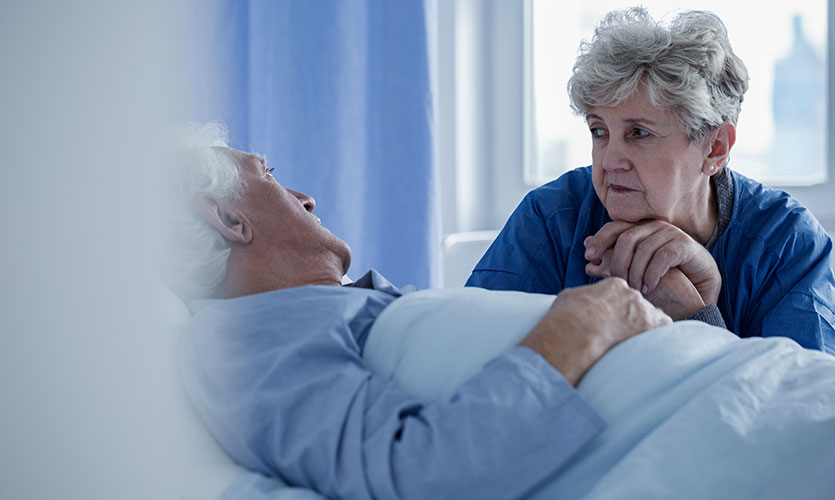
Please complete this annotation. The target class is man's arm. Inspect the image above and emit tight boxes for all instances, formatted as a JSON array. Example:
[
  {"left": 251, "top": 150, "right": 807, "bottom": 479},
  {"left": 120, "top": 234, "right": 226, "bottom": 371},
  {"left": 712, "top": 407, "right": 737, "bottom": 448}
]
[{"left": 183, "top": 282, "right": 668, "bottom": 499}]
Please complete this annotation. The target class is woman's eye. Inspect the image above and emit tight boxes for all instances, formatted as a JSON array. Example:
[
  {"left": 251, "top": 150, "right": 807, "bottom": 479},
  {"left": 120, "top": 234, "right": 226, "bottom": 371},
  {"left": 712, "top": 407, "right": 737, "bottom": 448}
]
[
  {"left": 632, "top": 128, "right": 650, "bottom": 138},
  {"left": 590, "top": 127, "right": 606, "bottom": 139}
]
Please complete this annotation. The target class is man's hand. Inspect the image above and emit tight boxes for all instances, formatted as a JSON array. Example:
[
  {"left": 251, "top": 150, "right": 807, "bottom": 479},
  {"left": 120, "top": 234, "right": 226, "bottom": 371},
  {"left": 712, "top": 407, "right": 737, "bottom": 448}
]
[
  {"left": 583, "top": 220, "right": 721, "bottom": 305},
  {"left": 519, "top": 278, "right": 671, "bottom": 385},
  {"left": 586, "top": 248, "right": 706, "bottom": 321}
]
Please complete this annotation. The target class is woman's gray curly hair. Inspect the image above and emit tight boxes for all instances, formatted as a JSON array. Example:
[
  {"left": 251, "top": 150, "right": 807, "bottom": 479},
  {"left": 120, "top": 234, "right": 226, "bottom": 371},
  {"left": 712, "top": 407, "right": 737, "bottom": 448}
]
[
  {"left": 568, "top": 7, "right": 749, "bottom": 145},
  {"left": 162, "top": 122, "right": 244, "bottom": 300}
]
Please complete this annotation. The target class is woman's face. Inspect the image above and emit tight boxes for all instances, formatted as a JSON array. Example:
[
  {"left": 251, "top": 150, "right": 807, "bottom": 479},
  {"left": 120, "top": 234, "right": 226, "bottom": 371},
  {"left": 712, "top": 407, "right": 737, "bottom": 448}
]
[{"left": 587, "top": 87, "right": 712, "bottom": 231}]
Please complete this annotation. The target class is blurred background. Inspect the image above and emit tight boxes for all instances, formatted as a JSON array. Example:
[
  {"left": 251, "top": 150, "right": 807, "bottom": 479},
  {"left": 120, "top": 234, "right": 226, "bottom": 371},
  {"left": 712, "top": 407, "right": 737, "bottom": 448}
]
[{"left": 1, "top": 1, "right": 833, "bottom": 498}]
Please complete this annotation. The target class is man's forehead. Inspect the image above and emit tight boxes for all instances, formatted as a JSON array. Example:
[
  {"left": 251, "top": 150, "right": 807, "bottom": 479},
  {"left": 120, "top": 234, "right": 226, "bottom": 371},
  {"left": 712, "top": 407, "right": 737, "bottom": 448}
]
[{"left": 214, "top": 146, "right": 266, "bottom": 170}]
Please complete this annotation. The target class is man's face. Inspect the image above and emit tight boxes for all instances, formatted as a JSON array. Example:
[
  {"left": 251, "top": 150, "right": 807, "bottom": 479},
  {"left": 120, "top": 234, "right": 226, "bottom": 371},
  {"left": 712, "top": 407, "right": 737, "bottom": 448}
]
[{"left": 222, "top": 148, "right": 351, "bottom": 280}]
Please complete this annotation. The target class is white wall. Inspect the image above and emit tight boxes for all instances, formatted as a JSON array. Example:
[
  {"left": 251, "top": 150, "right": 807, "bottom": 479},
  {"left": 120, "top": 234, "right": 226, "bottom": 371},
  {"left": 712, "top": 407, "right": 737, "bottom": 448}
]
[{"left": 0, "top": 2, "right": 197, "bottom": 498}]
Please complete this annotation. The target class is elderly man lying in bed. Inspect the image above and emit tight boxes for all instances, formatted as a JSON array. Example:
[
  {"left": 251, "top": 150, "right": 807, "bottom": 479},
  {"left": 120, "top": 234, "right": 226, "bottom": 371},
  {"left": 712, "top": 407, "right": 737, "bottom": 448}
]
[{"left": 169, "top": 124, "right": 835, "bottom": 500}]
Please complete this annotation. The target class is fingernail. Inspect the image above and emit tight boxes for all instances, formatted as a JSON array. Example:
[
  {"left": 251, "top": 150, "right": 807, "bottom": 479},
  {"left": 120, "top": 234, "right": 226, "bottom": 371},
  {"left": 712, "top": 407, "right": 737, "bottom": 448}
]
[{"left": 642, "top": 285, "right": 648, "bottom": 294}]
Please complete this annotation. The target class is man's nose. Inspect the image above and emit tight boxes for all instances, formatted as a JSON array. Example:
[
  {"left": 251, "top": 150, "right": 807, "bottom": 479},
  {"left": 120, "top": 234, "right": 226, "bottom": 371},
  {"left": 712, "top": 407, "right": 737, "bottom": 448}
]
[{"left": 288, "top": 189, "right": 316, "bottom": 212}]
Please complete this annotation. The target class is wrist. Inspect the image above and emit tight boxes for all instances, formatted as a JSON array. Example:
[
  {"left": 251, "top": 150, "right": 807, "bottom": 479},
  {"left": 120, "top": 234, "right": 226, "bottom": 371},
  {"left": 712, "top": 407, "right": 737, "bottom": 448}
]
[{"left": 519, "top": 324, "right": 596, "bottom": 386}]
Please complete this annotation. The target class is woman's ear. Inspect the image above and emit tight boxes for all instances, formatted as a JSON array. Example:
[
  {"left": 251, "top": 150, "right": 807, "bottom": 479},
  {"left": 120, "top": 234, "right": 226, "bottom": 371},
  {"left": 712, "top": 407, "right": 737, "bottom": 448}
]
[
  {"left": 702, "top": 121, "right": 736, "bottom": 176},
  {"left": 194, "top": 194, "right": 253, "bottom": 245}
]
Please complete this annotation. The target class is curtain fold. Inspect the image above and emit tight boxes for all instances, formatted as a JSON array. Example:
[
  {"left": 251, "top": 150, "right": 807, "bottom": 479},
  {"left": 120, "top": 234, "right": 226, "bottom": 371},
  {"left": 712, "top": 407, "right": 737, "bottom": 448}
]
[{"left": 193, "top": 0, "right": 440, "bottom": 288}]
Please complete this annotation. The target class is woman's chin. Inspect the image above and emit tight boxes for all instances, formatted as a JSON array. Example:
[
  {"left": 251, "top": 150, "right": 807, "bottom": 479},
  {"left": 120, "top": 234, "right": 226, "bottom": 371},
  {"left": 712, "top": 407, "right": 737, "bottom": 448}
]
[{"left": 605, "top": 207, "right": 646, "bottom": 223}]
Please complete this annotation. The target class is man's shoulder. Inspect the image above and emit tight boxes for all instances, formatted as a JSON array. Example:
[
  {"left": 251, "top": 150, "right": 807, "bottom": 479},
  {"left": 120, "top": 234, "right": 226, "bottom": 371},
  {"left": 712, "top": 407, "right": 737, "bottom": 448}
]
[{"left": 186, "top": 283, "right": 399, "bottom": 347}]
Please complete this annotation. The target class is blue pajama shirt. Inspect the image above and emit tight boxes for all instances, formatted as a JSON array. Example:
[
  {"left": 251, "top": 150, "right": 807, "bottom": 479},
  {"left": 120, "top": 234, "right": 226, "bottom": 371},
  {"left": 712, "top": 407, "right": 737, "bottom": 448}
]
[{"left": 182, "top": 270, "right": 605, "bottom": 500}]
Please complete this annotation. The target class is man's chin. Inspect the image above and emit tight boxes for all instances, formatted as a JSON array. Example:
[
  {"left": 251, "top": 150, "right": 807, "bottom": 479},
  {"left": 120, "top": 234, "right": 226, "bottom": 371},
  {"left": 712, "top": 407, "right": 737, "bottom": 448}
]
[{"left": 338, "top": 241, "right": 352, "bottom": 275}]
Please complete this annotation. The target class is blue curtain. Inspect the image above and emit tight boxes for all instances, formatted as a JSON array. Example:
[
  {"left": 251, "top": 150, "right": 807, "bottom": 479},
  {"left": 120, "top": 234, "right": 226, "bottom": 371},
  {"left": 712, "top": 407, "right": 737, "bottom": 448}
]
[{"left": 192, "top": 0, "right": 441, "bottom": 289}]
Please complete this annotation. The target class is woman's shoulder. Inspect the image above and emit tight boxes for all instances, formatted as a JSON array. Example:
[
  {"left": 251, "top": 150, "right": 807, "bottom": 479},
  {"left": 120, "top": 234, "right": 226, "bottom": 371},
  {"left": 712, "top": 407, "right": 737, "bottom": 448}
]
[
  {"left": 524, "top": 166, "right": 600, "bottom": 215},
  {"left": 727, "top": 169, "right": 829, "bottom": 247}
]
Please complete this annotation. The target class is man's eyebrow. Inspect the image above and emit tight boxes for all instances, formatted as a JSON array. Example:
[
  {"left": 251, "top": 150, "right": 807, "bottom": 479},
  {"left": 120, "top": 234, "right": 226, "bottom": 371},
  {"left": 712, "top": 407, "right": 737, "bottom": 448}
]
[{"left": 251, "top": 153, "right": 268, "bottom": 171}]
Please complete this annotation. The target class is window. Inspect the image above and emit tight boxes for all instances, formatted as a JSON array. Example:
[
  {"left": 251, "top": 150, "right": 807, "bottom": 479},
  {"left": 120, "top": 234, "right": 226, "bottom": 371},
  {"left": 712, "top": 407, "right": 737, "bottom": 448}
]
[{"left": 524, "top": 0, "right": 828, "bottom": 186}]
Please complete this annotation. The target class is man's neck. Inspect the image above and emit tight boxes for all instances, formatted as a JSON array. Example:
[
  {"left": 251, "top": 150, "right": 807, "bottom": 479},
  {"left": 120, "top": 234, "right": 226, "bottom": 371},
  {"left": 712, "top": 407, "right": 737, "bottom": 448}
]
[{"left": 219, "top": 251, "right": 343, "bottom": 298}]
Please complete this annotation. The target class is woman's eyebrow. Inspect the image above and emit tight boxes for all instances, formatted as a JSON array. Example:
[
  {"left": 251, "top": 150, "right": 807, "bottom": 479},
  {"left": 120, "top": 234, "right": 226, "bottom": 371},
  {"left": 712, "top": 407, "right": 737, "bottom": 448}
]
[{"left": 622, "top": 118, "right": 661, "bottom": 127}]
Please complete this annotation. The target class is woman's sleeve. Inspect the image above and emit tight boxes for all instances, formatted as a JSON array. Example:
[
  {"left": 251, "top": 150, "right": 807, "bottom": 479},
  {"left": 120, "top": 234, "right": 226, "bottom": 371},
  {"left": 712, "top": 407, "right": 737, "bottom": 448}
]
[
  {"left": 756, "top": 231, "right": 835, "bottom": 355},
  {"left": 761, "top": 291, "right": 835, "bottom": 355},
  {"left": 466, "top": 193, "right": 567, "bottom": 293}
]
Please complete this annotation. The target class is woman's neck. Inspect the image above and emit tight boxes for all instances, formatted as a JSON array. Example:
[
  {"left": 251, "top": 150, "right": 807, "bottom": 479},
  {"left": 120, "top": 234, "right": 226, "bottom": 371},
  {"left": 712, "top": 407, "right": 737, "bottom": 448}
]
[{"left": 677, "top": 177, "right": 718, "bottom": 246}]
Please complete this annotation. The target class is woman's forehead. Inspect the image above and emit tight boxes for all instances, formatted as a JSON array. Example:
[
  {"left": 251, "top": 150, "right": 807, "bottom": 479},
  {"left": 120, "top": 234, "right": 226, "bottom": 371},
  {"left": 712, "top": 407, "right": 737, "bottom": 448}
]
[{"left": 587, "top": 91, "right": 676, "bottom": 125}]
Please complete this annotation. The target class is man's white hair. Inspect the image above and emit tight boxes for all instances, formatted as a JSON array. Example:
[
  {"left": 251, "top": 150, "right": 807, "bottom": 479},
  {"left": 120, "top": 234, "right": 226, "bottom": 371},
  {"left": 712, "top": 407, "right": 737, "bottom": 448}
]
[
  {"left": 163, "top": 122, "right": 244, "bottom": 300},
  {"left": 568, "top": 7, "right": 749, "bottom": 149}
]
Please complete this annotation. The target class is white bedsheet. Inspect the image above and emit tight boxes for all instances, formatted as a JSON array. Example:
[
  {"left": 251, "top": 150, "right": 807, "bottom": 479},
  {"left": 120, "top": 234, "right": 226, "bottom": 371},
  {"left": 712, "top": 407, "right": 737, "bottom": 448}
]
[{"left": 363, "top": 288, "right": 835, "bottom": 499}]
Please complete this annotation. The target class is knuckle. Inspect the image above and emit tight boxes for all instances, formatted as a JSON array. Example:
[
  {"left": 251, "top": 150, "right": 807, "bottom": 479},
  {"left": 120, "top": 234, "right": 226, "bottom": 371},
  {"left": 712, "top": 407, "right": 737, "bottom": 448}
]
[
  {"left": 655, "top": 245, "right": 678, "bottom": 263},
  {"left": 608, "top": 276, "right": 628, "bottom": 288},
  {"left": 615, "top": 228, "right": 640, "bottom": 248}
]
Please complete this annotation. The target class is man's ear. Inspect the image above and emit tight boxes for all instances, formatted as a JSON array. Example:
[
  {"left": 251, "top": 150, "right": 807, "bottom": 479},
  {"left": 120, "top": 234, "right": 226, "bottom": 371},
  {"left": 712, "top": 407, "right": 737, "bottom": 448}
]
[
  {"left": 194, "top": 194, "right": 253, "bottom": 245},
  {"left": 702, "top": 121, "right": 736, "bottom": 176}
]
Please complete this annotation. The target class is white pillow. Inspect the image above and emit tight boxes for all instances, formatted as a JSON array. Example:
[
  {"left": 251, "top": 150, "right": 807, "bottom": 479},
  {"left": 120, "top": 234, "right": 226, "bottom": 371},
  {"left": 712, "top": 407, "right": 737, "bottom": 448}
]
[{"left": 154, "top": 283, "right": 246, "bottom": 499}]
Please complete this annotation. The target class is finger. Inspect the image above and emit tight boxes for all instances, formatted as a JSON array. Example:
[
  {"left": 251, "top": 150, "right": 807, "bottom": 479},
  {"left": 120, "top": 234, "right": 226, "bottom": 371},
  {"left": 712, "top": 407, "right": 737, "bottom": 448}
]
[
  {"left": 608, "top": 224, "right": 663, "bottom": 282},
  {"left": 643, "top": 242, "right": 686, "bottom": 293},
  {"left": 584, "top": 221, "right": 635, "bottom": 260},
  {"left": 655, "top": 307, "right": 673, "bottom": 326},
  {"left": 629, "top": 228, "right": 676, "bottom": 292},
  {"left": 585, "top": 261, "right": 611, "bottom": 278},
  {"left": 585, "top": 262, "right": 602, "bottom": 278},
  {"left": 586, "top": 248, "right": 613, "bottom": 277},
  {"left": 638, "top": 299, "right": 673, "bottom": 328},
  {"left": 597, "top": 276, "right": 629, "bottom": 292}
]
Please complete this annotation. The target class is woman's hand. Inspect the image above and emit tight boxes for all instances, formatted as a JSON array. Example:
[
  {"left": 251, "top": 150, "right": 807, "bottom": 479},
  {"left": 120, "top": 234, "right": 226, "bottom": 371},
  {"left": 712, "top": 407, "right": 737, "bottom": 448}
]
[
  {"left": 585, "top": 247, "right": 706, "bottom": 320},
  {"left": 583, "top": 220, "right": 721, "bottom": 305}
]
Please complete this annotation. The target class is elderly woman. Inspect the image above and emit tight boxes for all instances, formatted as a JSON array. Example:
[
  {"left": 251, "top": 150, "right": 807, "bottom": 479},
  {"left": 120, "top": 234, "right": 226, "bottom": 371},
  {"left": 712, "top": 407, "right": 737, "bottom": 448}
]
[{"left": 467, "top": 7, "right": 835, "bottom": 353}]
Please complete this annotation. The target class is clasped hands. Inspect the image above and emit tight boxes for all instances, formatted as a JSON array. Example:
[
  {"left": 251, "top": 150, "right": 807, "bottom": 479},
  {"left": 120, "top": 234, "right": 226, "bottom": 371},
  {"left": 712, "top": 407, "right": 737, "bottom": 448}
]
[
  {"left": 583, "top": 220, "right": 721, "bottom": 320},
  {"left": 520, "top": 220, "right": 721, "bottom": 385}
]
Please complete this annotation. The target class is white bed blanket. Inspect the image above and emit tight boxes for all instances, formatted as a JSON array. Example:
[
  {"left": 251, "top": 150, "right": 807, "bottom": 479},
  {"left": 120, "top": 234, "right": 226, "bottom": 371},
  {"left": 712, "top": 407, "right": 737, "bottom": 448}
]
[{"left": 363, "top": 288, "right": 835, "bottom": 499}]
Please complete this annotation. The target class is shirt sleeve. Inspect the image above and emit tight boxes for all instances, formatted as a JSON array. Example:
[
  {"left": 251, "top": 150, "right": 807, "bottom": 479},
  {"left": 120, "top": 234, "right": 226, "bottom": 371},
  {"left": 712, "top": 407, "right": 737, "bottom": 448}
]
[
  {"left": 761, "top": 292, "right": 835, "bottom": 355},
  {"left": 183, "top": 313, "right": 605, "bottom": 500},
  {"left": 749, "top": 227, "right": 835, "bottom": 355},
  {"left": 685, "top": 304, "right": 727, "bottom": 329},
  {"left": 466, "top": 192, "right": 566, "bottom": 293}
]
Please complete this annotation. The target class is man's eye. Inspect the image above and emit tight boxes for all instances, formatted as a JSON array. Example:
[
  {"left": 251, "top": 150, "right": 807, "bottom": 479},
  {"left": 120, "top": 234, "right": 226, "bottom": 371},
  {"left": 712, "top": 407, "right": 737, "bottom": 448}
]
[
  {"left": 632, "top": 128, "right": 650, "bottom": 138},
  {"left": 590, "top": 127, "right": 606, "bottom": 139}
]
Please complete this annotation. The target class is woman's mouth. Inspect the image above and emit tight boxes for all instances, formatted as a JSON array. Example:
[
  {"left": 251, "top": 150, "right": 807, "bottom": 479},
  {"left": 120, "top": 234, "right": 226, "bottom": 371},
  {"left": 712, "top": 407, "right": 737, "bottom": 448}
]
[{"left": 609, "top": 184, "right": 637, "bottom": 193}]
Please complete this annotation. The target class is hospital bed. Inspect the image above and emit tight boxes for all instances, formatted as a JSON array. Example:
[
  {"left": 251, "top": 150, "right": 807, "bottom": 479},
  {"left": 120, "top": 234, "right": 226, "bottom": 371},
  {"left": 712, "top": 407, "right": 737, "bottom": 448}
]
[
  {"left": 164, "top": 274, "right": 835, "bottom": 499},
  {"left": 160, "top": 230, "right": 835, "bottom": 498}
]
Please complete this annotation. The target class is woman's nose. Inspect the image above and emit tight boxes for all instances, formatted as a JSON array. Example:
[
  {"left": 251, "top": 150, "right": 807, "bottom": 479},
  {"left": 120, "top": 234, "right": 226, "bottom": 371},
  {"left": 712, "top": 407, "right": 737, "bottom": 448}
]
[
  {"left": 288, "top": 189, "right": 316, "bottom": 212},
  {"left": 600, "top": 139, "right": 631, "bottom": 172}
]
